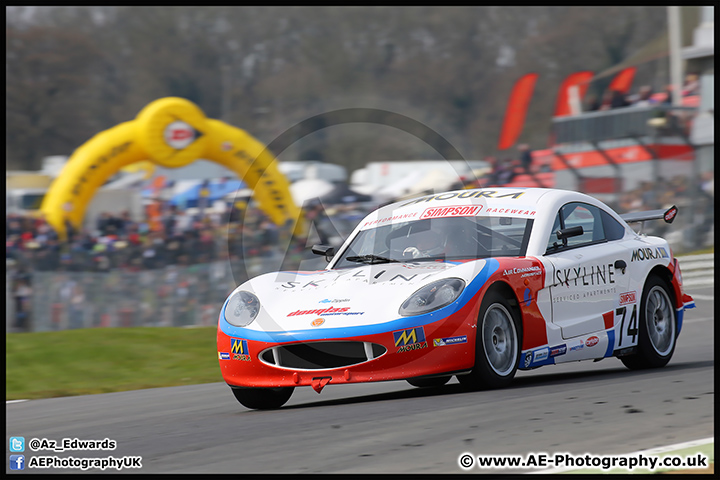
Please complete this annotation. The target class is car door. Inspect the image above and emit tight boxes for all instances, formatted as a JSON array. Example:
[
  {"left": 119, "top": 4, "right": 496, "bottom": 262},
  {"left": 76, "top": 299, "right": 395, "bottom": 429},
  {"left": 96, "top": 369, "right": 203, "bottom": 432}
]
[{"left": 545, "top": 202, "right": 631, "bottom": 340}]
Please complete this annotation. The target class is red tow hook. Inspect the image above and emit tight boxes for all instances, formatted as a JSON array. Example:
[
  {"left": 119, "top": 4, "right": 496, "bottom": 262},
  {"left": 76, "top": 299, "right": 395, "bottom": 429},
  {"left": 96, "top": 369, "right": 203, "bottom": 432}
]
[{"left": 311, "top": 377, "right": 332, "bottom": 394}]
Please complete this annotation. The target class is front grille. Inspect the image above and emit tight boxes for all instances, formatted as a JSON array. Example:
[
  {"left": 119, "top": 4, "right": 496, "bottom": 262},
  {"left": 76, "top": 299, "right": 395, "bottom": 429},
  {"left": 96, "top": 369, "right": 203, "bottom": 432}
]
[{"left": 260, "top": 341, "right": 387, "bottom": 370}]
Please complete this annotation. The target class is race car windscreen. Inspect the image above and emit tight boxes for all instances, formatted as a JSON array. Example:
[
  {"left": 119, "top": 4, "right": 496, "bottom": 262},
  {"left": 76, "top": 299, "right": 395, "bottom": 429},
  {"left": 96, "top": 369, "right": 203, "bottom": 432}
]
[{"left": 333, "top": 216, "right": 533, "bottom": 268}]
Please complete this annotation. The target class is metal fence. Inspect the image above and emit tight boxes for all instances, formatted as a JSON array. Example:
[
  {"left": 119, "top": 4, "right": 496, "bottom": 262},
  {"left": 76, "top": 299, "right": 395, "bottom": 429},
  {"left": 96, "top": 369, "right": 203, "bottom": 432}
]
[
  {"left": 7, "top": 251, "right": 328, "bottom": 333},
  {"left": 25, "top": 261, "right": 236, "bottom": 332},
  {"left": 551, "top": 105, "right": 697, "bottom": 144}
]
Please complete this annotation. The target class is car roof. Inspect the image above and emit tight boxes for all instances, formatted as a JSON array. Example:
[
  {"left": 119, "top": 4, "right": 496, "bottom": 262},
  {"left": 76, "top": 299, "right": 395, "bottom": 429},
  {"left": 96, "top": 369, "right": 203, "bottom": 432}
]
[{"left": 360, "top": 187, "right": 603, "bottom": 229}]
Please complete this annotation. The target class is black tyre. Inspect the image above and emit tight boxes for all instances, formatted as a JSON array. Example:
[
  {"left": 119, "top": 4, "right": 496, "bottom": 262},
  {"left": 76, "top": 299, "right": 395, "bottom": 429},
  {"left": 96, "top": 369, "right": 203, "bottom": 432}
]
[
  {"left": 407, "top": 376, "right": 451, "bottom": 388},
  {"left": 620, "top": 276, "right": 677, "bottom": 370},
  {"left": 458, "top": 290, "right": 521, "bottom": 390},
  {"left": 231, "top": 386, "right": 294, "bottom": 410}
]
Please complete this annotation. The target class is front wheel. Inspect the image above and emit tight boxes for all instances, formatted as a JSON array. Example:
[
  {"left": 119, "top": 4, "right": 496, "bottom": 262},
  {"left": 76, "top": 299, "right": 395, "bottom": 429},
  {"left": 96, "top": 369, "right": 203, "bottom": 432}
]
[
  {"left": 458, "top": 290, "right": 521, "bottom": 390},
  {"left": 621, "top": 276, "right": 677, "bottom": 370},
  {"left": 231, "top": 387, "right": 294, "bottom": 410}
]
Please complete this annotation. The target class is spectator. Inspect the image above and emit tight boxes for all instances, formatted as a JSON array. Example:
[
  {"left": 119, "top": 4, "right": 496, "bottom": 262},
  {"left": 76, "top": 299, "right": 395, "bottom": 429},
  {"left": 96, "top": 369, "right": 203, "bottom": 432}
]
[
  {"left": 632, "top": 85, "right": 655, "bottom": 107},
  {"left": 517, "top": 144, "right": 533, "bottom": 173},
  {"left": 610, "top": 90, "right": 630, "bottom": 109},
  {"left": 495, "top": 158, "right": 516, "bottom": 185},
  {"left": 682, "top": 73, "right": 699, "bottom": 97},
  {"left": 598, "top": 90, "right": 614, "bottom": 110},
  {"left": 13, "top": 277, "right": 32, "bottom": 330},
  {"left": 585, "top": 94, "right": 601, "bottom": 111}
]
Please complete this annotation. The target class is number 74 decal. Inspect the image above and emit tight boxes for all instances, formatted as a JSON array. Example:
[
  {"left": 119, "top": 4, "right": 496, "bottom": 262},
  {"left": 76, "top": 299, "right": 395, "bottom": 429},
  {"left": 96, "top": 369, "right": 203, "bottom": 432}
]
[{"left": 616, "top": 304, "right": 638, "bottom": 347}]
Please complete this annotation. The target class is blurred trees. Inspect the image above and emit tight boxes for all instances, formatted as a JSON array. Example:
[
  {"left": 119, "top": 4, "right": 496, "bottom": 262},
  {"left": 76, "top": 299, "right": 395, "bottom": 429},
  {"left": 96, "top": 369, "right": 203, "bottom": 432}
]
[{"left": 6, "top": 6, "right": 670, "bottom": 172}]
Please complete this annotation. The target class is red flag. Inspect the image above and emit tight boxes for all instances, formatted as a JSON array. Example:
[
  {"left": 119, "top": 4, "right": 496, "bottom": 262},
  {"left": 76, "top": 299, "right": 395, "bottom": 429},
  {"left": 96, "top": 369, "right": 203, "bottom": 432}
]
[
  {"left": 554, "top": 71, "right": 594, "bottom": 117},
  {"left": 608, "top": 67, "right": 636, "bottom": 95},
  {"left": 498, "top": 73, "right": 538, "bottom": 150}
]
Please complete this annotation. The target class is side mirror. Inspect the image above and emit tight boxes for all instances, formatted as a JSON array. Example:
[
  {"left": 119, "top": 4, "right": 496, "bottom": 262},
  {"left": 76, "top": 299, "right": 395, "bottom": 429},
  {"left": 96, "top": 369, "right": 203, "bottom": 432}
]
[
  {"left": 556, "top": 225, "right": 584, "bottom": 240},
  {"left": 311, "top": 245, "right": 335, "bottom": 262}
]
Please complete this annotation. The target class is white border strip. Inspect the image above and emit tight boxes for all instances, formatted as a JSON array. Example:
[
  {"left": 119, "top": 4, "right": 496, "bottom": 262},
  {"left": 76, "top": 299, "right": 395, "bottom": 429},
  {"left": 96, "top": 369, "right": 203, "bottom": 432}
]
[{"left": 532, "top": 437, "right": 714, "bottom": 474}]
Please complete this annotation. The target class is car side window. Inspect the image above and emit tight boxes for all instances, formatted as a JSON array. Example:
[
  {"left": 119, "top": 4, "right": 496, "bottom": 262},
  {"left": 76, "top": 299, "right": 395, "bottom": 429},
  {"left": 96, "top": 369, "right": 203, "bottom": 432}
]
[
  {"left": 600, "top": 209, "right": 626, "bottom": 241},
  {"left": 546, "top": 202, "right": 611, "bottom": 254}
]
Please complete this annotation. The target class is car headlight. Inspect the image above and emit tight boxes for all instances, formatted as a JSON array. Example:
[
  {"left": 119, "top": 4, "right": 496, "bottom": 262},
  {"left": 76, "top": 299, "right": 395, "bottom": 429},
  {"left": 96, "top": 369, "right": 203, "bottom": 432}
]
[
  {"left": 399, "top": 278, "right": 466, "bottom": 316},
  {"left": 224, "top": 290, "right": 260, "bottom": 327}
]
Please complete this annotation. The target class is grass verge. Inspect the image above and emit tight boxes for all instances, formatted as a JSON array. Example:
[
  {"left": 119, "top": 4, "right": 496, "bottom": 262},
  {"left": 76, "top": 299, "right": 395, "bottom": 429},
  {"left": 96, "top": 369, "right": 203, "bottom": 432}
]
[{"left": 6, "top": 327, "right": 220, "bottom": 400}]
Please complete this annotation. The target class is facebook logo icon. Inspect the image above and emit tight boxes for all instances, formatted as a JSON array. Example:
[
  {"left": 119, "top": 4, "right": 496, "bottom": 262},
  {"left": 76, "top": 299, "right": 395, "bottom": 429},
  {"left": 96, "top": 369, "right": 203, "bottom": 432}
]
[
  {"left": 9, "top": 437, "right": 25, "bottom": 452},
  {"left": 10, "top": 455, "right": 25, "bottom": 470}
]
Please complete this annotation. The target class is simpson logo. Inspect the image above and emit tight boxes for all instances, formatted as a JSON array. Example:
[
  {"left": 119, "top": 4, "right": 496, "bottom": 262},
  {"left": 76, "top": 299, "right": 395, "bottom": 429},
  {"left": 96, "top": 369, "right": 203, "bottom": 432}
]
[
  {"left": 585, "top": 336, "right": 600, "bottom": 347},
  {"left": 533, "top": 348, "right": 549, "bottom": 362},
  {"left": 619, "top": 291, "right": 637, "bottom": 306},
  {"left": 218, "top": 352, "right": 230, "bottom": 360},
  {"left": 394, "top": 327, "right": 428, "bottom": 352},
  {"left": 433, "top": 335, "right": 468, "bottom": 346},
  {"left": 420, "top": 205, "right": 482, "bottom": 219}
]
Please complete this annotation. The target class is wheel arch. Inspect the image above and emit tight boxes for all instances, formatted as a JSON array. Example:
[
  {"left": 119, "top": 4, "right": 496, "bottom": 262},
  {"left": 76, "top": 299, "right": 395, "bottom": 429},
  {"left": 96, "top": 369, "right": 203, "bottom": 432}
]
[
  {"left": 645, "top": 265, "right": 677, "bottom": 305},
  {"left": 483, "top": 280, "right": 523, "bottom": 334}
]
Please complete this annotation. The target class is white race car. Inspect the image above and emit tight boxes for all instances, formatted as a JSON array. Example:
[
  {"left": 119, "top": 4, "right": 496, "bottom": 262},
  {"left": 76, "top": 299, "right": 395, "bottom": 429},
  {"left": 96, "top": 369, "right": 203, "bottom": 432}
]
[{"left": 217, "top": 187, "right": 695, "bottom": 409}]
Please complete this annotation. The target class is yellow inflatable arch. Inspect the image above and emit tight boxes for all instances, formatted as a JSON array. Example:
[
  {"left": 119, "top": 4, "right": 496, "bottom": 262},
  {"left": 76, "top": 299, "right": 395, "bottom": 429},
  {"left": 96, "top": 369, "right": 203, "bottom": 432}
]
[{"left": 41, "top": 97, "right": 301, "bottom": 239}]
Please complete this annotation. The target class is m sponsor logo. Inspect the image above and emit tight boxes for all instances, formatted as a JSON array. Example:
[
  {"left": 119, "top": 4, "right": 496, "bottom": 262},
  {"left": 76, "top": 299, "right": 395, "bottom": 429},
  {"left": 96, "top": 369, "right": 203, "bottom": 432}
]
[
  {"left": 231, "top": 338, "right": 249, "bottom": 356},
  {"left": 394, "top": 327, "right": 428, "bottom": 352}
]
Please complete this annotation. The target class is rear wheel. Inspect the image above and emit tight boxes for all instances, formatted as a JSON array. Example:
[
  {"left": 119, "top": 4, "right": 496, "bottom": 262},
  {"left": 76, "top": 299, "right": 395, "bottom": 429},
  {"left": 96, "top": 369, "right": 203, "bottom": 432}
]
[
  {"left": 407, "top": 376, "right": 451, "bottom": 388},
  {"left": 620, "top": 276, "right": 677, "bottom": 370},
  {"left": 458, "top": 290, "right": 521, "bottom": 390},
  {"left": 231, "top": 387, "right": 294, "bottom": 410}
]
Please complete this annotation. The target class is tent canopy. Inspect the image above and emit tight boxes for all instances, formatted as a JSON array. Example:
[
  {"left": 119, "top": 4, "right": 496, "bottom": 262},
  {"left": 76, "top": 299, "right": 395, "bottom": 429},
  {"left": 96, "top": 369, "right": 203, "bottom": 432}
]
[
  {"left": 318, "top": 183, "right": 373, "bottom": 205},
  {"left": 170, "top": 179, "right": 247, "bottom": 207}
]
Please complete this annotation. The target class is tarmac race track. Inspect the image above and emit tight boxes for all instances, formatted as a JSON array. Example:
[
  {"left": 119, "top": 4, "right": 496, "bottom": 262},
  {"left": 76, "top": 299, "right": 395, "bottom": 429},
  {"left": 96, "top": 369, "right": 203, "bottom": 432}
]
[{"left": 6, "top": 283, "right": 713, "bottom": 474}]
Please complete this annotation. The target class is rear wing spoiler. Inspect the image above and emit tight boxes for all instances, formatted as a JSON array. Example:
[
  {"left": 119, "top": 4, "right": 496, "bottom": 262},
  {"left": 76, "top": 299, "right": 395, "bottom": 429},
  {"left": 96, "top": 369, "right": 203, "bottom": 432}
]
[{"left": 620, "top": 205, "right": 678, "bottom": 224}]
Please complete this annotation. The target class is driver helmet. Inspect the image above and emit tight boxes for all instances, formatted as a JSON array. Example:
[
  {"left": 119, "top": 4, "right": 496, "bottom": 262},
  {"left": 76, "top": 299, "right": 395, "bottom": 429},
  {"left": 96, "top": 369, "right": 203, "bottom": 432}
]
[{"left": 404, "top": 228, "right": 446, "bottom": 258}]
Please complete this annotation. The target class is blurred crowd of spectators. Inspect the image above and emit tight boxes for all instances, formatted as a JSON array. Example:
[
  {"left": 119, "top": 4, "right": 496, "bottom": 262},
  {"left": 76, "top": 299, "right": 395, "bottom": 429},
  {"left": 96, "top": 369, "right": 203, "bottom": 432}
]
[
  {"left": 586, "top": 73, "right": 700, "bottom": 111},
  {"left": 6, "top": 198, "right": 375, "bottom": 330},
  {"left": 6, "top": 201, "right": 357, "bottom": 274}
]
